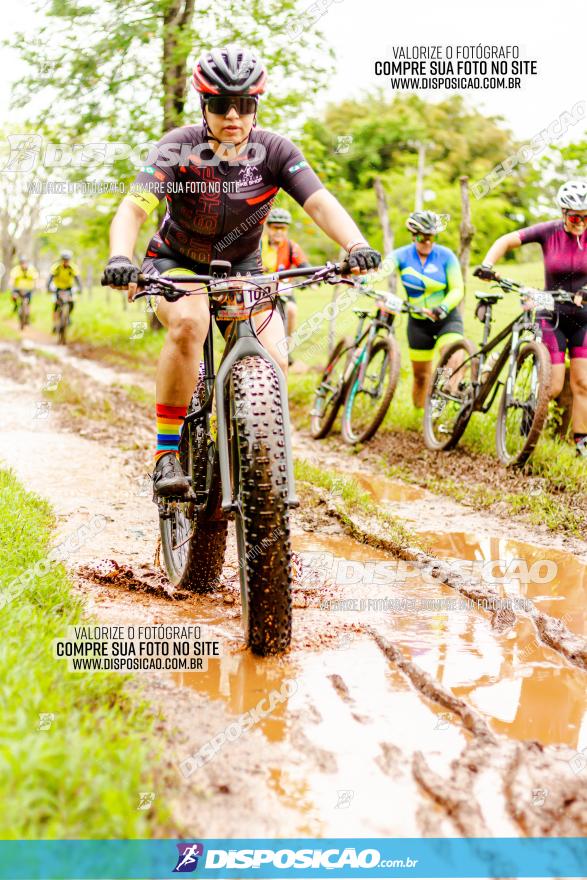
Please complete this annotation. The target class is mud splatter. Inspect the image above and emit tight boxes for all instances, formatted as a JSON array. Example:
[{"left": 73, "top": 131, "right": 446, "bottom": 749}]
[{"left": 77, "top": 559, "right": 191, "bottom": 601}]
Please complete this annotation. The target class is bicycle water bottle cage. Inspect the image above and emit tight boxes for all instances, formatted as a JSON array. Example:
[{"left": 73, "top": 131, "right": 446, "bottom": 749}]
[{"left": 209, "top": 260, "right": 232, "bottom": 279}]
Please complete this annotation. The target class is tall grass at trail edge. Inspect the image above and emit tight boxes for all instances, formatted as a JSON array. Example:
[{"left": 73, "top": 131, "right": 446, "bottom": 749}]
[{"left": 0, "top": 468, "right": 165, "bottom": 838}]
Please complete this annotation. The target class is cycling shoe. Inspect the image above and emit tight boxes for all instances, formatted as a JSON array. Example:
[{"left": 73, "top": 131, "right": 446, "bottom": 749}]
[{"left": 152, "top": 452, "right": 190, "bottom": 499}]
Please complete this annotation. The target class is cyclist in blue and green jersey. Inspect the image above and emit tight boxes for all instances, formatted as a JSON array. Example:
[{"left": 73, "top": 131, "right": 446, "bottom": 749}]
[{"left": 385, "top": 211, "right": 464, "bottom": 407}]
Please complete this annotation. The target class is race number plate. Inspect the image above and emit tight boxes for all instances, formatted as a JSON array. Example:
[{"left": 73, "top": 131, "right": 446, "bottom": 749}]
[
  {"left": 213, "top": 279, "right": 278, "bottom": 321},
  {"left": 378, "top": 293, "right": 404, "bottom": 314},
  {"left": 527, "top": 291, "right": 554, "bottom": 311}
]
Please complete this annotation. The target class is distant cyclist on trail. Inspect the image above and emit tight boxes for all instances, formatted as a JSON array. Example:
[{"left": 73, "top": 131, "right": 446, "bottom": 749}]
[
  {"left": 476, "top": 180, "right": 587, "bottom": 458},
  {"left": 9, "top": 255, "right": 38, "bottom": 318},
  {"left": 261, "top": 207, "right": 309, "bottom": 361},
  {"left": 384, "top": 211, "right": 464, "bottom": 409},
  {"left": 102, "top": 45, "right": 381, "bottom": 500},
  {"left": 47, "top": 250, "right": 82, "bottom": 333}
]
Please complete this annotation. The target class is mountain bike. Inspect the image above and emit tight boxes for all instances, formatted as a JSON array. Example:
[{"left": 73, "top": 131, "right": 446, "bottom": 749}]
[
  {"left": 423, "top": 274, "right": 575, "bottom": 466},
  {"left": 14, "top": 290, "right": 31, "bottom": 329},
  {"left": 129, "top": 258, "right": 348, "bottom": 655},
  {"left": 310, "top": 283, "right": 425, "bottom": 444},
  {"left": 54, "top": 289, "right": 75, "bottom": 345}
]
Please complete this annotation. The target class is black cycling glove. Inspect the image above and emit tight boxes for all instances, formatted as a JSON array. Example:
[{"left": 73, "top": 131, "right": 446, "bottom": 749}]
[
  {"left": 101, "top": 255, "right": 139, "bottom": 288},
  {"left": 473, "top": 264, "right": 496, "bottom": 281},
  {"left": 431, "top": 304, "right": 449, "bottom": 320},
  {"left": 346, "top": 247, "right": 381, "bottom": 273}
]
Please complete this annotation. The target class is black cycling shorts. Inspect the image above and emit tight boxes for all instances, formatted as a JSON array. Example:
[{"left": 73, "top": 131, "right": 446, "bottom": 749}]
[
  {"left": 407, "top": 309, "right": 464, "bottom": 362},
  {"left": 142, "top": 242, "right": 286, "bottom": 335}
]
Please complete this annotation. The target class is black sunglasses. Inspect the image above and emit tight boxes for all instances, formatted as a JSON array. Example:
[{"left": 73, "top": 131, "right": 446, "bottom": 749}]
[
  {"left": 414, "top": 233, "right": 436, "bottom": 242},
  {"left": 204, "top": 95, "right": 257, "bottom": 116}
]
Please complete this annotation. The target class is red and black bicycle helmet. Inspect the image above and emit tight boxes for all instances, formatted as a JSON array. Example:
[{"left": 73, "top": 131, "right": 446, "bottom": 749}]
[{"left": 193, "top": 46, "right": 267, "bottom": 96}]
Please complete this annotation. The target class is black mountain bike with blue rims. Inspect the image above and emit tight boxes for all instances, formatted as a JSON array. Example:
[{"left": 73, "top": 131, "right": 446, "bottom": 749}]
[
  {"left": 130, "top": 259, "right": 350, "bottom": 655},
  {"left": 310, "top": 281, "right": 426, "bottom": 444},
  {"left": 424, "top": 274, "right": 575, "bottom": 466}
]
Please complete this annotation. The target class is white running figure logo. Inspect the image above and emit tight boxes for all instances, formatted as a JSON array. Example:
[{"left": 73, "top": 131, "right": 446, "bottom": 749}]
[{"left": 175, "top": 844, "right": 201, "bottom": 871}]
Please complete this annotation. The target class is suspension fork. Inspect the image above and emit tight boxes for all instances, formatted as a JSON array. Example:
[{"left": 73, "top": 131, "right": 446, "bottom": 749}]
[{"left": 214, "top": 322, "right": 298, "bottom": 513}]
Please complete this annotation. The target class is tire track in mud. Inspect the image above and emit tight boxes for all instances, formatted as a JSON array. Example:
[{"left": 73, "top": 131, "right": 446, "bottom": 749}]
[
  {"left": 370, "top": 627, "right": 587, "bottom": 837},
  {"left": 296, "top": 455, "right": 587, "bottom": 672}
]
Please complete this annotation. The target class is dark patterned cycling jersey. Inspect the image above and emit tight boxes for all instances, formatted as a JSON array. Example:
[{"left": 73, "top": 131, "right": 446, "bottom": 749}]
[
  {"left": 128, "top": 125, "right": 324, "bottom": 266},
  {"left": 518, "top": 220, "right": 587, "bottom": 296}
]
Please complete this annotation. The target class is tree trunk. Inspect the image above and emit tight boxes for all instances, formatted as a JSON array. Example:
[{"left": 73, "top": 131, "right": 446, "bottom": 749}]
[
  {"left": 153, "top": 0, "right": 195, "bottom": 332},
  {"left": 415, "top": 143, "right": 426, "bottom": 211},
  {"left": 458, "top": 175, "right": 475, "bottom": 304},
  {"left": 85, "top": 264, "right": 94, "bottom": 298},
  {"left": 162, "top": 0, "right": 196, "bottom": 131},
  {"left": 373, "top": 177, "right": 396, "bottom": 293}
]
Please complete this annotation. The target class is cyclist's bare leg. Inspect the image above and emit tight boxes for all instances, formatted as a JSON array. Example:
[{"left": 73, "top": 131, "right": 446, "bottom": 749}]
[
  {"left": 155, "top": 284, "right": 209, "bottom": 407},
  {"left": 549, "top": 363, "right": 566, "bottom": 399},
  {"left": 251, "top": 308, "right": 289, "bottom": 375},
  {"left": 411, "top": 360, "right": 432, "bottom": 408},
  {"left": 570, "top": 359, "right": 587, "bottom": 433}
]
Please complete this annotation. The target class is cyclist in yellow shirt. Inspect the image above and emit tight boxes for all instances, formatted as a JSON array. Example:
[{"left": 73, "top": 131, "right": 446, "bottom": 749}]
[
  {"left": 47, "top": 250, "right": 82, "bottom": 333},
  {"left": 9, "top": 256, "right": 38, "bottom": 319}
]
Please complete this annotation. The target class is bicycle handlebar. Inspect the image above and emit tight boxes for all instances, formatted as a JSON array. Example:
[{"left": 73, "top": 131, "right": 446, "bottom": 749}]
[
  {"left": 479, "top": 273, "right": 581, "bottom": 305},
  {"left": 358, "top": 285, "right": 429, "bottom": 318},
  {"left": 102, "top": 260, "right": 360, "bottom": 303}
]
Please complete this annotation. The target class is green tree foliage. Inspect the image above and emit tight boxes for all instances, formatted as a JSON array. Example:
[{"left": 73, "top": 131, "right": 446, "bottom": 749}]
[
  {"left": 290, "top": 93, "right": 535, "bottom": 261},
  {"left": 11, "top": 0, "right": 333, "bottom": 142},
  {"left": 10, "top": 0, "right": 334, "bottom": 274}
]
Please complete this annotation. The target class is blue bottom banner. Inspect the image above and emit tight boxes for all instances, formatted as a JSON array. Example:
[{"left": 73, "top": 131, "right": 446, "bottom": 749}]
[{"left": 0, "top": 837, "right": 585, "bottom": 879}]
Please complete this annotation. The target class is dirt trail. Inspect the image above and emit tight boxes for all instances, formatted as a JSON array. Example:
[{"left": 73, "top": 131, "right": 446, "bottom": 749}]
[{"left": 0, "top": 338, "right": 586, "bottom": 842}]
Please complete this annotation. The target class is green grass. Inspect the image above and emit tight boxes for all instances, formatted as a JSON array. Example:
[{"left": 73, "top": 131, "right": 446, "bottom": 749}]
[
  {"left": 0, "top": 468, "right": 166, "bottom": 838},
  {"left": 294, "top": 457, "right": 424, "bottom": 551},
  {"left": 0, "top": 289, "right": 163, "bottom": 369},
  {"left": 120, "top": 382, "right": 156, "bottom": 410}
]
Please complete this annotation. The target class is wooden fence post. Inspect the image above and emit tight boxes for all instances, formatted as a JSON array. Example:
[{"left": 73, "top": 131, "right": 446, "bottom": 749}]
[
  {"left": 374, "top": 177, "right": 396, "bottom": 293},
  {"left": 458, "top": 175, "right": 474, "bottom": 306}
]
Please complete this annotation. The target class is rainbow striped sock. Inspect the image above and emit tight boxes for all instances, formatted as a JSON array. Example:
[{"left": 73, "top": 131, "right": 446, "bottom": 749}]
[{"left": 155, "top": 403, "right": 188, "bottom": 461}]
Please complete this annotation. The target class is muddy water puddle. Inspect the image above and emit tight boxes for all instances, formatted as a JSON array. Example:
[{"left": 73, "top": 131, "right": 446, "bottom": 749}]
[
  {"left": 175, "top": 638, "right": 466, "bottom": 835},
  {"left": 345, "top": 470, "right": 586, "bottom": 636},
  {"left": 419, "top": 530, "right": 587, "bottom": 636},
  {"left": 349, "top": 471, "right": 425, "bottom": 504},
  {"left": 291, "top": 534, "right": 587, "bottom": 749}
]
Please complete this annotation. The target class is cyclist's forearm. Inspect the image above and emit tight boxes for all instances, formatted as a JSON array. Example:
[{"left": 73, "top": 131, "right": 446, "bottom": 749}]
[
  {"left": 109, "top": 198, "right": 146, "bottom": 259},
  {"left": 442, "top": 286, "right": 464, "bottom": 312},
  {"left": 302, "top": 190, "right": 368, "bottom": 251},
  {"left": 483, "top": 231, "right": 522, "bottom": 265}
]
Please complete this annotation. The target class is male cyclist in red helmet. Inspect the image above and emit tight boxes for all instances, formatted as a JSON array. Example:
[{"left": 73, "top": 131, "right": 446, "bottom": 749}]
[{"left": 103, "top": 45, "right": 380, "bottom": 499}]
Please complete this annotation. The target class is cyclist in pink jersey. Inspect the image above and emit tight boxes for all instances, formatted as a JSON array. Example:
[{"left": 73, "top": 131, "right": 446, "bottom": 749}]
[{"left": 476, "top": 181, "right": 587, "bottom": 457}]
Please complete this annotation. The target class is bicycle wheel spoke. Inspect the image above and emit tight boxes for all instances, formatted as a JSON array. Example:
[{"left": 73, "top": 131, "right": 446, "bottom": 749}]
[{"left": 343, "top": 336, "right": 399, "bottom": 444}]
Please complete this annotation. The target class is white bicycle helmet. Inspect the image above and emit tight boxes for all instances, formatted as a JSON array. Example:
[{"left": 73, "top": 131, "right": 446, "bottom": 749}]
[
  {"left": 556, "top": 180, "right": 587, "bottom": 211},
  {"left": 406, "top": 211, "right": 445, "bottom": 235}
]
